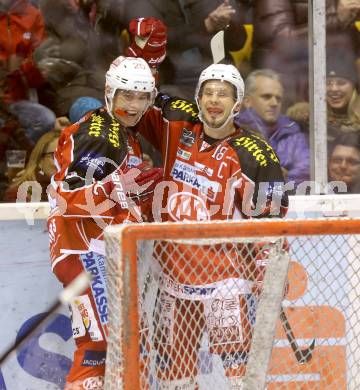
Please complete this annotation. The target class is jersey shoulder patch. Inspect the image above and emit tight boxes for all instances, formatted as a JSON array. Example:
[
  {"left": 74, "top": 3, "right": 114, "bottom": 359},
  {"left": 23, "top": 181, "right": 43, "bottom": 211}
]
[
  {"left": 228, "top": 129, "right": 282, "bottom": 182},
  {"left": 155, "top": 93, "right": 199, "bottom": 122},
  {"left": 229, "top": 130, "right": 288, "bottom": 217},
  {"left": 65, "top": 110, "right": 128, "bottom": 188}
]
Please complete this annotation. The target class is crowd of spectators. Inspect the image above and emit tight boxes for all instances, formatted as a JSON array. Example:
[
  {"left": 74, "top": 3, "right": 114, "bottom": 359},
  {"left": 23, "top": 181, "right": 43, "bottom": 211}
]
[{"left": 1, "top": 0, "right": 360, "bottom": 201}]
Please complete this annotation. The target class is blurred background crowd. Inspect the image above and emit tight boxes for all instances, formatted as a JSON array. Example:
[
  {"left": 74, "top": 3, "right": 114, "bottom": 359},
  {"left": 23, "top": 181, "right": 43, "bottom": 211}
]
[{"left": 1, "top": 0, "right": 360, "bottom": 201}]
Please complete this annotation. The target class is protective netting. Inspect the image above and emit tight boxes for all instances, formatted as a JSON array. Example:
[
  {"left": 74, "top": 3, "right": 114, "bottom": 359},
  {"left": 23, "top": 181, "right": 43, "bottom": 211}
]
[{"left": 104, "top": 221, "right": 360, "bottom": 390}]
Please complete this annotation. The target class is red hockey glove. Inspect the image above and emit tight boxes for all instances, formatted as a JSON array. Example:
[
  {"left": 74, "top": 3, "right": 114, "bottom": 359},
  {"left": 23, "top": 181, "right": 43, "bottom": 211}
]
[
  {"left": 125, "top": 17, "right": 167, "bottom": 68},
  {"left": 122, "top": 162, "right": 163, "bottom": 203},
  {"left": 106, "top": 162, "right": 163, "bottom": 209}
]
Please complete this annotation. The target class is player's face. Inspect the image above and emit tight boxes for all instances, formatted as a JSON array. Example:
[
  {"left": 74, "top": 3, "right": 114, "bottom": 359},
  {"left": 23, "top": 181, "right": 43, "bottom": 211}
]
[
  {"left": 199, "top": 80, "right": 237, "bottom": 129},
  {"left": 326, "top": 77, "right": 354, "bottom": 113},
  {"left": 244, "top": 76, "right": 283, "bottom": 125},
  {"left": 112, "top": 89, "right": 151, "bottom": 127},
  {"left": 329, "top": 145, "right": 360, "bottom": 186}
]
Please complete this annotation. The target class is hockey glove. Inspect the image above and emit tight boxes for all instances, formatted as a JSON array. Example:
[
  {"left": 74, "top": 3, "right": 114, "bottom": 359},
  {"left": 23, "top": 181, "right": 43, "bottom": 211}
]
[
  {"left": 125, "top": 17, "right": 167, "bottom": 68},
  {"left": 107, "top": 162, "right": 163, "bottom": 209}
]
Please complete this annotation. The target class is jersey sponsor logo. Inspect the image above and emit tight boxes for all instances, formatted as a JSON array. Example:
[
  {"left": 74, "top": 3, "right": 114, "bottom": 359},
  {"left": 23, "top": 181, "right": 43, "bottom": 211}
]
[
  {"left": 108, "top": 120, "right": 121, "bottom": 148},
  {"left": 83, "top": 376, "right": 105, "bottom": 389},
  {"left": 170, "top": 100, "right": 198, "bottom": 119},
  {"left": 75, "top": 299, "right": 91, "bottom": 330},
  {"left": 88, "top": 114, "right": 105, "bottom": 137},
  {"left": 171, "top": 160, "right": 220, "bottom": 201},
  {"left": 87, "top": 114, "right": 121, "bottom": 149},
  {"left": 127, "top": 155, "right": 142, "bottom": 167},
  {"left": 80, "top": 252, "right": 108, "bottom": 325},
  {"left": 160, "top": 274, "right": 216, "bottom": 300},
  {"left": 233, "top": 135, "right": 279, "bottom": 166},
  {"left": 180, "top": 128, "right": 196, "bottom": 146},
  {"left": 176, "top": 148, "right": 192, "bottom": 160},
  {"left": 81, "top": 350, "right": 106, "bottom": 367},
  {"left": 168, "top": 192, "right": 210, "bottom": 222},
  {"left": 194, "top": 162, "right": 214, "bottom": 177},
  {"left": 110, "top": 172, "right": 129, "bottom": 209},
  {"left": 70, "top": 295, "right": 103, "bottom": 341}
]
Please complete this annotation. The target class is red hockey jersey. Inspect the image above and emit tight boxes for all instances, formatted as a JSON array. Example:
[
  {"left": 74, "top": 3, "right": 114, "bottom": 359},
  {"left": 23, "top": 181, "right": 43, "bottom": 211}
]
[
  {"left": 135, "top": 94, "right": 289, "bottom": 284},
  {"left": 48, "top": 108, "right": 143, "bottom": 268}
]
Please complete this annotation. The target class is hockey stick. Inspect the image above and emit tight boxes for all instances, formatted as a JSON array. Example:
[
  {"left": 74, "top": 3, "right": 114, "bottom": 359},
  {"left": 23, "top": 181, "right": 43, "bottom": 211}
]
[
  {"left": 280, "top": 306, "right": 315, "bottom": 364},
  {"left": 210, "top": 30, "right": 225, "bottom": 64},
  {"left": 0, "top": 271, "right": 91, "bottom": 366}
]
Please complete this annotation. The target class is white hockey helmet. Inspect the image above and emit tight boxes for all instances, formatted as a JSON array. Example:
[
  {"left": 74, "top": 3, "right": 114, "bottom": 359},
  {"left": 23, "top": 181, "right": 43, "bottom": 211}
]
[
  {"left": 195, "top": 63, "right": 245, "bottom": 105},
  {"left": 105, "top": 56, "right": 156, "bottom": 115},
  {"left": 195, "top": 63, "right": 245, "bottom": 130}
]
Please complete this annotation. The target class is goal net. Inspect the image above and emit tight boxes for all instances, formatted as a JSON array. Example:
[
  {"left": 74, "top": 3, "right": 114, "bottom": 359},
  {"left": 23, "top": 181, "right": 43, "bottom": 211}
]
[{"left": 104, "top": 217, "right": 360, "bottom": 390}]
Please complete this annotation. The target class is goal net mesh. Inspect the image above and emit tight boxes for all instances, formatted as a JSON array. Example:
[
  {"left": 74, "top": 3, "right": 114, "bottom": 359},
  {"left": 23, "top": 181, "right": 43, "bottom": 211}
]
[{"left": 104, "top": 219, "right": 360, "bottom": 390}]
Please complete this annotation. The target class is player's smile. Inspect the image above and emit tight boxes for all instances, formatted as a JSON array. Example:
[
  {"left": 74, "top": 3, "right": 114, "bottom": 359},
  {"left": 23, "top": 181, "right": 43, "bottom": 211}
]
[
  {"left": 207, "top": 107, "right": 223, "bottom": 116},
  {"left": 113, "top": 90, "right": 151, "bottom": 126}
]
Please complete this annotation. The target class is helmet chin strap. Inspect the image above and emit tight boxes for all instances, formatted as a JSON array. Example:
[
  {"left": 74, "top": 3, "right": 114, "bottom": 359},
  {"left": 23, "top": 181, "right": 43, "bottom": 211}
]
[{"left": 199, "top": 101, "right": 238, "bottom": 134}]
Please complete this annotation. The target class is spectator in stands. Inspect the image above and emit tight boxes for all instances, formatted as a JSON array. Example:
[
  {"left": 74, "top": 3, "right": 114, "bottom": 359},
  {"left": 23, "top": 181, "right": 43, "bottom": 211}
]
[
  {"left": 326, "top": 51, "right": 360, "bottom": 140},
  {"left": 0, "top": 102, "right": 30, "bottom": 166},
  {"left": 0, "top": 100, "right": 55, "bottom": 198},
  {"left": 36, "top": 0, "right": 124, "bottom": 116},
  {"left": 0, "top": 0, "right": 56, "bottom": 168},
  {"left": 287, "top": 49, "right": 360, "bottom": 142},
  {"left": 251, "top": 0, "right": 360, "bottom": 108},
  {"left": 235, "top": 69, "right": 310, "bottom": 188},
  {"left": 9, "top": 101, "right": 56, "bottom": 146},
  {"left": 68, "top": 96, "right": 103, "bottom": 123},
  {"left": 328, "top": 132, "right": 360, "bottom": 193},
  {"left": 0, "top": 0, "right": 46, "bottom": 104},
  {"left": 2, "top": 129, "right": 60, "bottom": 201},
  {"left": 122, "top": 0, "right": 248, "bottom": 99}
]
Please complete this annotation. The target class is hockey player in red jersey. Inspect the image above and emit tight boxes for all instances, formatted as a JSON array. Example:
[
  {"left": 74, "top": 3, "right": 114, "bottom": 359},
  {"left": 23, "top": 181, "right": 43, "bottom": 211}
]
[
  {"left": 132, "top": 62, "right": 289, "bottom": 389},
  {"left": 47, "top": 56, "right": 163, "bottom": 389}
]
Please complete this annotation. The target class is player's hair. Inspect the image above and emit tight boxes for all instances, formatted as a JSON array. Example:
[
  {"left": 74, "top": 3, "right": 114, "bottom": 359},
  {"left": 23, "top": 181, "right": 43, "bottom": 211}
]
[
  {"left": 245, "top": 69, "right": 283, "bottom": 97},
  {"left": 329, "top": 132, "right": 360, "bottom": 156}
]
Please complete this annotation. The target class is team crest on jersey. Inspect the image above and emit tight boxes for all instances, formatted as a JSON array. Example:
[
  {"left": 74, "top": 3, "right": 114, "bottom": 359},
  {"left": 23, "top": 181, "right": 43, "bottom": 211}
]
[
  {"left": 177, "top": 148, "right": 192, "bottom": 160},
  {"left": 180, "top": 128, "right": 196, "bottom": 146},
  {"left": 171, "top": 160, "right": 220, "bottom": 201}
]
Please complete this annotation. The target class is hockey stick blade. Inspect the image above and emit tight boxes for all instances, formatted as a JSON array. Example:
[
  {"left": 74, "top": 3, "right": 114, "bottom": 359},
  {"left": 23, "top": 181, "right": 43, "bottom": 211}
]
[
  {"left": 210, "top": 30, "right": 225, "bottom": 64},
  {"left": 0, "top": 271, "right": 91, "bottom": 366},
  {"left": 280, "top": 307, "right": 315, "bottom": 364}
]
